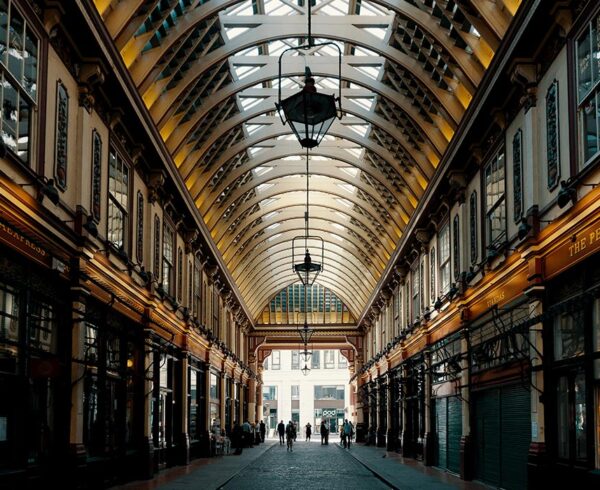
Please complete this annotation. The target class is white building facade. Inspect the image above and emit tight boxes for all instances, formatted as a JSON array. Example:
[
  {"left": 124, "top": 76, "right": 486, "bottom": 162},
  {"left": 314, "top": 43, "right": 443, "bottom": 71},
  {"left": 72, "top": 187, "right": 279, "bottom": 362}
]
[{"left": 261, "top": 349, "right": 352, "bottom": 437}]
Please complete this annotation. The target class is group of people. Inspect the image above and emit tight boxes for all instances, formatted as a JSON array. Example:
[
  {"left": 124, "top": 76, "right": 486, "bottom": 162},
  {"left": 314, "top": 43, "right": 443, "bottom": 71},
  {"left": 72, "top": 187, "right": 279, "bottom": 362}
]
[
  {"left": 230, "top": 419, "right": 267, "bottom": 455},
  {"left": 276, "top": 420, "right": 297, "bottom": 451}
]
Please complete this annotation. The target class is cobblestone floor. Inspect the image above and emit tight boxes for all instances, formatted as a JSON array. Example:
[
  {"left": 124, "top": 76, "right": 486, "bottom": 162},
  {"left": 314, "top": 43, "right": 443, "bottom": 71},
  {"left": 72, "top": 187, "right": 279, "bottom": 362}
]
[{"left": 221, "top": 439, "right": 390, "bottom": 489}]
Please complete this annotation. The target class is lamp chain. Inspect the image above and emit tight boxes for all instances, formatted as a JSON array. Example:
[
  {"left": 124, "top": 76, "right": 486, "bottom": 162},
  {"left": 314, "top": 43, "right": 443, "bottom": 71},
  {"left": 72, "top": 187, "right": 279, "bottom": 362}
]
[{"left": 307, "top": 0, "right": 312, "bottom": 48}]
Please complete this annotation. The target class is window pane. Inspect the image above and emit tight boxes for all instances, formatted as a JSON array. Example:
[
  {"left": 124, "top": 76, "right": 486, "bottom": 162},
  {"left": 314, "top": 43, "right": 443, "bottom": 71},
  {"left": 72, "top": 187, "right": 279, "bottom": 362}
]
[
  {"left": 7, "top": 8, "right": 24, "bottom": 81},
  {"left": 556, "top": 376, "right": 569, "bottom": 458},
  {"left": 578, "top": 25, "right": 593, "bottom": 101},
  {"left": 582, "top": 96, "right": 599, "bottom": 161},
  {"left": 23, "top": 26, "right": 36, "bottom": 99},
  {"left": 0, "top": 2, "right": 8, "bottom": 66},
  {"left": 575, "top": 373, "right": 587, "bottom": 460},
  {"left": 2, "top": 77, "right": 17, "bottom": 152},
  {"left": 554, "top": 311, "right": 585, "bottom": 360}
]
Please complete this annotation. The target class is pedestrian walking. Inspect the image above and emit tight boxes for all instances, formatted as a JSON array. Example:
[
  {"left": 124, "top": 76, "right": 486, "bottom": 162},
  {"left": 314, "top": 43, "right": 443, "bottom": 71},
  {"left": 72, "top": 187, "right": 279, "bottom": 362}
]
[
  {"left": 285, "top": 420, "right": 296, "bottom": 452},
  {"left": 277, "top": 420, "right": 285, "bottom": 445},
  {"left": 232, "top": 420, "right": 243, "bottom": 455},
  {"left": 320, "top": 419, "right": 329, "bottom": 445},
  {"left": 259, "top": 420, "right": 266, "bottom": 442},
  {"left": 242, "top": 420, "right": 252, "bottom": 448},
  {"left": 343, "top": 419, "right": 353, "bottom": 448},
  {"left": 305, "top": 422, "right": 312, "bottom": 441}
]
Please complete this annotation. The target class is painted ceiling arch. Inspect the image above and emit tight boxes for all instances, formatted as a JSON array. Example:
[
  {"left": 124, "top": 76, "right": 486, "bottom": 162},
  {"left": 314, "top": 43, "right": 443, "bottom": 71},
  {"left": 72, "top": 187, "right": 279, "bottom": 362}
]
[{"left": 95, "top": 0, "right": 521, "bottom": 324}]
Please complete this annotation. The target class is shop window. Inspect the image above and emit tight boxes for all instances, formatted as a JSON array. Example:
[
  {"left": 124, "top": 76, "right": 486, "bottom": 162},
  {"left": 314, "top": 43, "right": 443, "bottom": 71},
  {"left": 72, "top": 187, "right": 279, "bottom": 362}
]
[
  {"left": 438, "top": 223, "right": 450, "bottom": 295},
  {"left": 324, "top": 350, "right": 335, "bottom": 369},
  {"left": 338, "top": 351, "right": 347, "bottom": 368},
  {"left": 0, "top": 1, "right": 38, "bottom": 164},
  {"left": 162, "top": 222, "right": 175, "bottom": 297},
  {"left": 108, "top": 148, "right": 130, "bottom": 251},
  {"left": 177, "top": 247, "right": 183, "bottom": 302},
  {"left": 189, "top": 369, "right": 198, "bottom": 440},
  {"left": 209, "top": 372, "right": 219, "bottom": 400},
  {"left": 271, "top": 350, "right": 280, "bottom": 370},
  {"left": 54, "top": 82, "right": 68, "bottom": 189},
  {"left": 576, "top": 12, "right": 600, "bottom": 164},
  {"left": 556, "top": 371, "right": 587, "bottom": 461},
  {"left": 554, "top": 310, "right": 585, "bottom": 360},
  {"left": 0, "top": 281, "right": 19, "bottom": 374},
  {"left": 291, "top": 350, "right": 299, "bottom": 370},
  {"left": 484, "top": 147, "right": 506, "bottom": 246},
  {"left": 291, "top": 385, "right": 299, "bottom": 400}
]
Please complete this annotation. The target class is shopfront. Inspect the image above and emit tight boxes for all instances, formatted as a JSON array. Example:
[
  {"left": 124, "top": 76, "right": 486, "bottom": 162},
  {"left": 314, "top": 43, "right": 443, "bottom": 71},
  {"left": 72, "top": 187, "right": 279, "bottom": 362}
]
[
  {"left": 0, "top": 245, "right": 70, "bottom": 487},
  {"left": 469, "top": 303, "right": 531, "bottom": 490},
  {"left": 544, "top": 259, "right": 600, "bottom": 487}
]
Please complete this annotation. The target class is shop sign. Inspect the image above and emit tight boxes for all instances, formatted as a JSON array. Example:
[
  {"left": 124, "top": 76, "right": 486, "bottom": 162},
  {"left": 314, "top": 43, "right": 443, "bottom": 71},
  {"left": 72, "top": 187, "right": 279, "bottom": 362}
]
[
  {"left": 546, "top": 218, "right": 600, "bottom": 279},
  {"left": 470, "top": 270, "right": 528, "bottom": 320},
  {"left": 0, "top": 218, "right": 49, "bottom": 266}
]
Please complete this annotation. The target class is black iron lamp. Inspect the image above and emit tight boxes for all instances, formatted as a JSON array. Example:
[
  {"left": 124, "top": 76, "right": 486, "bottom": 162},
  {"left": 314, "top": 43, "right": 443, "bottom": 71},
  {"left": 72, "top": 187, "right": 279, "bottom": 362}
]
[
  {"left": 40, "top": 179, "right": 60, "bottom": 205},
  {"left": 557, "top": 180, "right": 576, "bottom": 209},
  {"left": 275, "top": 0, "right": 342, "bottom": 148}
]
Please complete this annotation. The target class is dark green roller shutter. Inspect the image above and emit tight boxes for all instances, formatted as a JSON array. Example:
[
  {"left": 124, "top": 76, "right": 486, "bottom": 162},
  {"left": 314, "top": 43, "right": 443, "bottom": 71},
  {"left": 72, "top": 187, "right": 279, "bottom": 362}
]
[
  {"left": 436, "top": 398, "right": 447, "bottom": 469},
  {"left": 447, "top": 397, "right": 462, "bottom": 474},
  {"left": 475, "top": 389, "right": 501, "bottom": 486},
  {"left": 474, "top": 385, "right": 530, "bottom": 490},
  {"left": 435, "top": 397, "right": 462, "bottom": 473},
  {"left": 500, "top": 384, "right": 530, "bottom": 490}
]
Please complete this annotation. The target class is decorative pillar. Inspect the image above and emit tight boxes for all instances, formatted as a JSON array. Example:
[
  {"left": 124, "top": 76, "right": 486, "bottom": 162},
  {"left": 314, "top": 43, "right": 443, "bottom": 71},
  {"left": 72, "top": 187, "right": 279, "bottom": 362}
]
[
  {"left": 423, "top": 350, "right": 434, "bottom": 465},
  {"left": 386, "top": 371, "right": 394, "bottom": 451},
  {"left": 141, "top": 327, "right": 155, "bottom": 478},
  {"left": 256, "top": 372, "right": 263, "bottom": 432},
  {"left": 459, "top": 330, "right": 473, "bottom": 480},
  {"left": 377, "top": 377, "right": 386, "bottom": 447},
  {"left": 219, "top": 373, "right": 226, "bottom": 433},
  {"left": 401, "top": 365, "right": 411, "bottom": 457},
  {"left": 178, "top": 354, "right": 190, "bottom": 465},
  {"left": 247, "top": 376, "right": 257, "bottom": 425},
  {"left": 69, "top": 286, "right": 89, "bottom": 485},
  {"left": 527, "top": 291, "right": 548, "bottom": 489}
]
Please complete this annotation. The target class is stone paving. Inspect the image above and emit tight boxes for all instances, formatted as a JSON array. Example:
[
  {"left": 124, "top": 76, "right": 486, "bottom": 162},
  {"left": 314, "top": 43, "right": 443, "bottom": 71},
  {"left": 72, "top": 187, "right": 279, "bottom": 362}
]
[{"left": 110, "top": 437, "right": 488, "bottom": 490}]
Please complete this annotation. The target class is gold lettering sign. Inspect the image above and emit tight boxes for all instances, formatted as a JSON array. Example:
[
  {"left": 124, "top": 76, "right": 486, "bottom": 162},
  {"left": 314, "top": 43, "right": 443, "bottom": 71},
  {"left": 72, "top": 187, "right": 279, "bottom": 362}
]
[
  {"left": 546, "top": 218, "right": 600, "bottom": 280},
  {"left": 0, "top": 219, "right": 50, "bottom": 266}
]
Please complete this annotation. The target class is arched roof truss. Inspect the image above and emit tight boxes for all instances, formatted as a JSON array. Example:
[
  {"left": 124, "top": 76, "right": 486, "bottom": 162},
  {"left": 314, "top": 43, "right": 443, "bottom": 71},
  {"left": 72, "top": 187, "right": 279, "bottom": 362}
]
[{"left": 95, "top": 0, "right": 521, "bottom": 322}]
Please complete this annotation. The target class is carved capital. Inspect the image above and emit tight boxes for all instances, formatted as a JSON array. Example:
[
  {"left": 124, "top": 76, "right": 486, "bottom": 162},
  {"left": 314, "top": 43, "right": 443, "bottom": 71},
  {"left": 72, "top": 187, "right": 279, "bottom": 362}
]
[
  {"left": 148, "top": 170, "right": 166, "bottom": 204},
  {"left": 414, "top": 227, "right": 431, "bottom": 245}
]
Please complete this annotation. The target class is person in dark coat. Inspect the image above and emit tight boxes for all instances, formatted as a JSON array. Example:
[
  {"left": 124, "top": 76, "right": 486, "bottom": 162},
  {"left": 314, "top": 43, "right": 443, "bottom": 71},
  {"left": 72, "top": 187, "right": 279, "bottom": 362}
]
[
  {"left": 305, "top": 422, "right": 312, "bottom": 441},
  {"left": 277, "top": 420, "right": 285, "bottom": 445},
  {"left": 260, "top": 420, "right": 266, "bottom": 442},
  {"left": 232, "top": 421, "right": 243, "bottom": 455}
]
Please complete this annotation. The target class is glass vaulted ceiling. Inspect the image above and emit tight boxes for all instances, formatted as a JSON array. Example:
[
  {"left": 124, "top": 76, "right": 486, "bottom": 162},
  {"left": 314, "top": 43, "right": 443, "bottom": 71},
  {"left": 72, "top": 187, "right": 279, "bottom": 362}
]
[{"left": 95, "top": 0, "right": 520, "bottom": 323}]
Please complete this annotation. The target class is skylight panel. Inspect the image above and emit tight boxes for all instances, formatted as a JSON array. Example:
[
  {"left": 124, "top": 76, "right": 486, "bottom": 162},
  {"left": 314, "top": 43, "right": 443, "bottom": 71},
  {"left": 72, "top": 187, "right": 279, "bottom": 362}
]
[
  {"left": 340, "top": 167, "right": 359, "bottom": 178},
  {"left": 253, "top": 166, "right": 273, "bottom": 176},
  {"left": 268, "top": 233, "right": 283, "bottom": 242},
  {"left": 353, "top": 46, "right": 379, "bottom": 57},
  {"left": 225, "top": 1, "right": 254, "bottom": 16},
  {"left": 239, "top": 97, "right": 265, "bottom": 110},
  {"left": 332, "top": 222, "right": 345, "bottom": 230},
  {"left": 257, "top": 183, "right": 275, "bottom": 192},
  {"left": 334, "top": 211, "right": 349, "bottom": 220},
  {"left": 263, "top": 211, "right": 279, "bottom": 220},
  {"left": 237, "top": 46, "right": 260, "bottom": 56},
  {"left": 226, "top": 27, "right": 250, "bottom": 41},
  {"left": 320, "top": 0, "right": 348, "bottom": 16},
  {"left": 354, "top": 65, "right": 382, "bottom": 80},
  {"left": 343, "top": 148, "right": 362, "bottom": 158},
  {"left": 330, "top": 233, "right": 344, "bottom": 242},
  {"left": 359, "top": 0, "right": 393, "bottom": 16},
  {"left": 347, "top": 124, "right": 369, "bottom": 137},
  {"left": 263, "top": 0, "right": 296, "bottom": 16},
  {"left": 282, "top": 156, "right": 302, "bottom": 161},
  {"left": 260, "top": 198, "right": 277, "bottom": 207},
  {"left": 266, "top": 223, "right": 281, "bottom": 230},
  {"left": 235, "top": 65, "right": 261, "bottom": 79},
  {"left": 363, "top": 28, "right": 386, "bottom": 41},
  {"left": 245, "top": 124, "right": 264, "bottom": 136},
  {"left": 338, "top": 183, "right": 356, "bottom": 194},
  {"left": 348, "top": 97, "right": 375, "bottom": 111},
  {"left": 335, "top": 197, "right": 354, "bottom": 208},
  {"left": 249, "top": 147, "right": 266, "bottom": 156}
]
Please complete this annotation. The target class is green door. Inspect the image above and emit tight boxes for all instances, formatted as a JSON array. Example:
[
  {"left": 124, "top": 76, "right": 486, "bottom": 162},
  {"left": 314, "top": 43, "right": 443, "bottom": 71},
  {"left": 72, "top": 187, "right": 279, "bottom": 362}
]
[
  {"left": 474, "top": 385, "right": 530, "bottom": 489},
  {"left": 436, "top": 398, "right": 448, "bottom": 469},
  {"left": 436, "top": 397, "right": 462, "bottom": 473},
  {"left": 447, "top": 397, "right": 462, "bottom": 474}
]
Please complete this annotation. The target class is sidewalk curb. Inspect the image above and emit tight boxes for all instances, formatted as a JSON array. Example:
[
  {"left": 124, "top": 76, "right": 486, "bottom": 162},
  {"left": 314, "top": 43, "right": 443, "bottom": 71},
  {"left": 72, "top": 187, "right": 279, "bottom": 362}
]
[
  {"left": 216, "top": 442, "right": 278, "bottom": 489},
  {"left": 336, "top": 444, "right": 399, "bottom": 490}
]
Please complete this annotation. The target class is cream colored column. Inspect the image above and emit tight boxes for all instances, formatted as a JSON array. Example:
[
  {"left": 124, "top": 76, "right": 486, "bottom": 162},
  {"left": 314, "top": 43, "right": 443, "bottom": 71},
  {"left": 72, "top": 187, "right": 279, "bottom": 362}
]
[
  {"left": 220, "top": 373, "right": 227, "bottom": 430},
  {"left": 69, "top": 288, "right": 88, "bottom": 458},
  {"left": 204, "top": 367, "right": 212, "bottom": 430},
  {"left": 529, "top": 296, "right": 546, "bottom": 450},
  {"left": 248, "top": 376, "right": 257, "bottom": 424}
]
